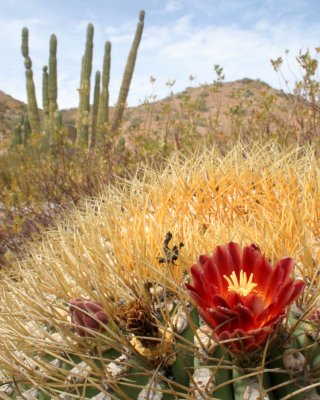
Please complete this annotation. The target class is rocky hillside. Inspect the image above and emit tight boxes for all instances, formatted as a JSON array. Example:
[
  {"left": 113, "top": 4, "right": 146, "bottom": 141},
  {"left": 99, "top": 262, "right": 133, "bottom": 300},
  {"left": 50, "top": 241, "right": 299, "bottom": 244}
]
[
  {"left": 0, "top": 91, "right": 26, "bottom": 138},
  {"left": 0, "top": 78, "right": 295, "bottom": 141},
  {"left": 123, "top": 78, "right": 294, "bottom": 136}
]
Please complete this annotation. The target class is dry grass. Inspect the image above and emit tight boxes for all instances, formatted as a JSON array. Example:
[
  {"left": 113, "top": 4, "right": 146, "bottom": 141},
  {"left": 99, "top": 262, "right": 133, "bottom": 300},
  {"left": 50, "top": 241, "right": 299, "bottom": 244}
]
[{"left": 0, "top": 141, "right": 319, "bottom": 398}]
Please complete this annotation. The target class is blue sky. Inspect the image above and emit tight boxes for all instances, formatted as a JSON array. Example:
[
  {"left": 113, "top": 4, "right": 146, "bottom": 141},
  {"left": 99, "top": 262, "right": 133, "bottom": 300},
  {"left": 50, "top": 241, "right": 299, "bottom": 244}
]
[{"left": 0, "top": 0, "right": 320, "bottom": 108}]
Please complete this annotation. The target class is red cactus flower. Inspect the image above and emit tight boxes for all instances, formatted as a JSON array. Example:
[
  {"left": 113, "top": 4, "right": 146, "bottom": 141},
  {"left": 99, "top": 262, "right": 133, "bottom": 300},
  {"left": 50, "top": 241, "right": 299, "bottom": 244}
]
[
  {"left": 69, "top": 298, "right": 108, "bottom": 337},
  {"left": 186, "top": 242, "right": 305, "bottom": 353}
]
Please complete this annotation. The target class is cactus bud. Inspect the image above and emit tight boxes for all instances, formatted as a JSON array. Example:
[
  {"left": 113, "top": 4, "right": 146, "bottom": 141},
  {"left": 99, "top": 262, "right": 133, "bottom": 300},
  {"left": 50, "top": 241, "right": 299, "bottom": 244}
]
[
  {"left": 310, "top": 307, "right": 320, "bottom": 325},
  {"left": 69, "top": 298, "right": 108, "bottom": 337}
]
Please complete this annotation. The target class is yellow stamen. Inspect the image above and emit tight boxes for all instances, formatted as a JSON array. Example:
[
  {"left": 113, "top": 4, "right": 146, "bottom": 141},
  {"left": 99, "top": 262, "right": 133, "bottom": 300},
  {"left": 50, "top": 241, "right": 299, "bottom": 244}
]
[{"left": 223, "top": 270, "right": 257, "bottom": 296}]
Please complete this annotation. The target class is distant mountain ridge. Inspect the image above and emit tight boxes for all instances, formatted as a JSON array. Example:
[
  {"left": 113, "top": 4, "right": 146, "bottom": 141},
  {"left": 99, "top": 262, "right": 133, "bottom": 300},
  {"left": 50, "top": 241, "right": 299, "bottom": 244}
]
[{"left": 0, "top": 79, "right": 293, "bottom": 140}]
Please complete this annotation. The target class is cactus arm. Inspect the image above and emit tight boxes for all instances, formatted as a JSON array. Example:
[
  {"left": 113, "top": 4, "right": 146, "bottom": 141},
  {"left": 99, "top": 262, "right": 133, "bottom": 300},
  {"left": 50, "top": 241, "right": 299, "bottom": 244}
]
[
  {"left": 48, "top": 34, "right": 58, "bottom": 139},
  {"left": 54, "top": 109, "right": 62, "bottom": 142},
  {"left": 42, "top": 65, "right": 50, "bottom": 141},
  {"left": 97, "top": 41, "right": 111, "bottom": 144},
  {"left": 90, "top": 70, "right": 101, "bottom": 148},
  {"left": 110, "top": 10, "right": 145, "bottom": 133},
  {"left": 12, "top": 115, "right": 23, "bottom": 147},
  {"left": 21, "top": 27, "right": 41, "bottom": 135},
  {"left": 23, "top": 111, "right": 31, "bottom": 146},
  {"left": 76, "top": 23, "right": 94, "bottom": 147}
]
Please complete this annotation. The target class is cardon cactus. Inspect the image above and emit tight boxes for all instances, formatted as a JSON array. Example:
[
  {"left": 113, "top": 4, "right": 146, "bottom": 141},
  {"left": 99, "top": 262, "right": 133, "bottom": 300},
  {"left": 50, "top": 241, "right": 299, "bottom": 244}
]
[
  {"left": 18, "top": 11, "right": 144, "bottom": 147},
  {"left": 90, "top": 70, "right": 101, "bottom": 148},
  {"left": 42, "top": 65, "right": 50, "bottom": 140},
  {"left": 23, "top": 111, "right": 31, "bottom": 146},
  {"left": 96, "top": 41, "right": 111, "bottom": 144},
  {"left": 76, "top": 23, "right": 94, "bottom": 147},
  {"left": 21, "top": 27, "right": 41, "bottom": 135},
  {"left": 111, "top": 10, "right": 145, "bottom": 133},
  {"left": 1, "top": 145, "right": 320, "bottom": 399},
  {"left": 11, "top": 114, "right": 23, "bottom": 147},
  {"left": 48, "top": 34, "right": 59, "bottom": 138}
]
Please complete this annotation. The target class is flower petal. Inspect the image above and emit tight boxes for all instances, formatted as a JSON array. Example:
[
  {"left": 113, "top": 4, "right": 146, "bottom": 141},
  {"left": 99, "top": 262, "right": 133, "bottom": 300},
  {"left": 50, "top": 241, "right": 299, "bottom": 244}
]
[
  {"left": 226, "top": 242, "right": 242, "bottom": 275},
  {"left": 85, "top": 301, "right": 105, "bottom": 314},
  {"left": 242, "top": 244, "right": 261, "bottom": 276},
  {"left": 212, "top": 294, "right": 231, "bottom": 308},
  {"left": 290, "top": 280, "right": 305, "bottom": 302},
  {"left": 234, "top": 304, "right": 255, "bottom": 331},
  {"left": 203, "top": 258, "right": 223, "bottom": 294},
  {"left": 83, "top": 314, "right": 99, "bottom": 330},
  {"left": 252, "top": 254, "right": 273, "bottom": 295},
  {"left": 212, "top": 245, "right": 234, "bottom": 283},
  {"left": 189, "top": 263, "right": 207, "bottom": 299},
  {"left": 186, "top": 283, "right": 210, "bottom": 310},
  {"left": 273, "top": 280, "right": 296, "bottom": 312},
  {"left": 242, "top": 294, "right": 265, "bottom": 316},
  {"left": 266, "top": 258, "right": 294, "bottom": 301}
]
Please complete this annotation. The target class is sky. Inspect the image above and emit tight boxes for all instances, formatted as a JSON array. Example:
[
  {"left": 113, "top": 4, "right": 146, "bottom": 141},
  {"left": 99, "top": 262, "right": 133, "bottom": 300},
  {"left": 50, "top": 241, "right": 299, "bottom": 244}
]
[{"left": 0, "top": 0, "right": 320, "bottom": 109}]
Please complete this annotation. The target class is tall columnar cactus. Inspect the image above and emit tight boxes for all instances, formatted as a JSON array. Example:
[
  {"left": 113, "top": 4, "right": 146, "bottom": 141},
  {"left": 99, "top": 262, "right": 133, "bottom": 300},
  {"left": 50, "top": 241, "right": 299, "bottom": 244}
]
[
  {"left": 21, "top": 27, "right": 41, "bottom": 135},
  {"left": 54, "top": 109, "right": 62, "bottom": 134},
  {"left": 48, "top": 34, "right": 58, "bottom": 138},
  {"left": 23, "top": 111, "right": 31, "bottom": 146},
  {"left": 111, "top": 10, "right": 145, "bottom": 133},
  {"left": 42, "top": 65, "right": 50, "bottom": 140},
  {"left": 96, "top": 41, "right": 111, "bottom": 144},
  {"left": 11, "top": 115, "right": 23, "bottom": 147},
  {"left": 90, "top": 70, "right": 101, "bottom": 148},
  {"left": 76, "top": 23, "right": 94, "bottom": 147}
]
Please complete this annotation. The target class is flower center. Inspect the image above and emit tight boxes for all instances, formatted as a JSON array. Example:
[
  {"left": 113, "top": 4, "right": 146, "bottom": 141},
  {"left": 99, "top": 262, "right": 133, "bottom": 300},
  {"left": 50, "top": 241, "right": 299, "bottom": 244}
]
[{"left": 223, "top": 270, "right": 257, "bottom": 296}]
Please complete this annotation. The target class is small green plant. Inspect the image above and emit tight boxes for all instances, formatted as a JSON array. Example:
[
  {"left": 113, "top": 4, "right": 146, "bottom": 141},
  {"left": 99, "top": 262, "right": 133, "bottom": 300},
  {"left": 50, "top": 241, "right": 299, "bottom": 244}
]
[{"left": 271, "top": 48, "right": 320, "bottom": 143}]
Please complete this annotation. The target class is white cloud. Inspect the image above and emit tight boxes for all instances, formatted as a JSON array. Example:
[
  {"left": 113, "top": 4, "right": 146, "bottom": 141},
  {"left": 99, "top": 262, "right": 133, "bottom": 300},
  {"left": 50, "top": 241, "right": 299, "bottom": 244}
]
[
  {"left": 164, "top": 0, "right": 182, "bottom": 13},
  {"left": 126, "top": 13, "right": 320, "bottom": 105},
  {"left": 1, "top": 2, "right": 320, "bottom": 109}
]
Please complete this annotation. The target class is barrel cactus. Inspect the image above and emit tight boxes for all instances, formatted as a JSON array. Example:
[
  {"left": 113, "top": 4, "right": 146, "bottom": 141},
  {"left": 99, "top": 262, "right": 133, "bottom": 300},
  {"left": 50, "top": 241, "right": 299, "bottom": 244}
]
[{"left": 0, "top": 144, "right": 319, "bottom": 399}]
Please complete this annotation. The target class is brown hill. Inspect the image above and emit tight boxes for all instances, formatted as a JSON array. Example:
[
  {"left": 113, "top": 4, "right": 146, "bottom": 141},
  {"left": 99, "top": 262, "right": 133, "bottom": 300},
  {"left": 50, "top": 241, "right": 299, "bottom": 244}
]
[
  {"left": 117, "top": 78, "right": 307, "bottom": 151},
  {"left": 0, "top": 91, "right": 26, "bottom": 138},
  {"left": 0, "top": 79, "right": 303, "bottom": 145}
]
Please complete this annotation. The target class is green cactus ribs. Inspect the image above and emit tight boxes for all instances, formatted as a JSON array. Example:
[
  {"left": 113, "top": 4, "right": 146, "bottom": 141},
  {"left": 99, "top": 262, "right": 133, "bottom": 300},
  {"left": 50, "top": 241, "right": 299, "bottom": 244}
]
[
  {"left": 21, "top": 27, "right": 41, "bottom": 135},
  {"left": 2, "top": 242, "right": 320, "bottom": 399},
  {"left": 2, "top": 283, "right": 320, "bottom": 399}
]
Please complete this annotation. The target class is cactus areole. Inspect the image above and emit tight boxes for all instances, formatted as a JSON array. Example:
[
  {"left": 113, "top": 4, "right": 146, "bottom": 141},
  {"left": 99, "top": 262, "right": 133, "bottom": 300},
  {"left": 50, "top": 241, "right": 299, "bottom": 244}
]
[{"left": 186, "top": 242, "right": 305, "bottom": 354}]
